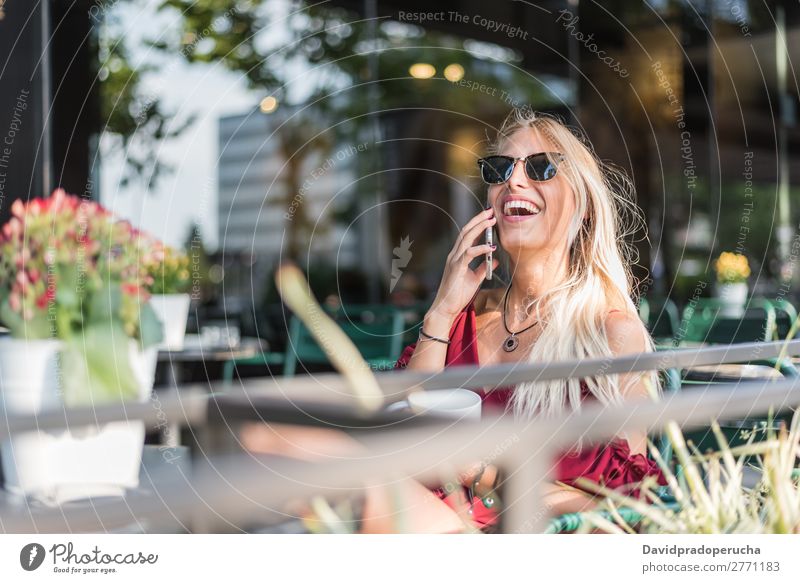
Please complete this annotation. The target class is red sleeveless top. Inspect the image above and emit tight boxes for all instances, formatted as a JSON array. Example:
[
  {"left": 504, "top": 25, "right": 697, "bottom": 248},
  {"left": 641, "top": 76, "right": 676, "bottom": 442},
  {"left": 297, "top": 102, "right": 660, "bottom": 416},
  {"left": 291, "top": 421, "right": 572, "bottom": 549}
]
[{"left": 394, "top": 302, "right": 665, "bottom": 528}]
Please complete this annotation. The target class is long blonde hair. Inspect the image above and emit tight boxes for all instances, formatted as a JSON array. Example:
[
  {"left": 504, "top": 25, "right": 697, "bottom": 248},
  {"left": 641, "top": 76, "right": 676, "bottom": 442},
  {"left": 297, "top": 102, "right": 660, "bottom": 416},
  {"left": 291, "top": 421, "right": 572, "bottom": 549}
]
[{"left": 488, "top": 109, "right": 658, "bottom": 419}]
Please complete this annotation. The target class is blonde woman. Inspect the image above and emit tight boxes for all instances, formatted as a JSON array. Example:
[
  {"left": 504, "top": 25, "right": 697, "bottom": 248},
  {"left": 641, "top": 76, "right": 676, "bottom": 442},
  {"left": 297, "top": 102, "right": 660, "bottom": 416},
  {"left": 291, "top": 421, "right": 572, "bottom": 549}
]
[
  {"left": 395, "top": 108, "right": 664, "bottom": 529},
  {"left": 242, "top": 109, "right": 663, "bottom": 533}
]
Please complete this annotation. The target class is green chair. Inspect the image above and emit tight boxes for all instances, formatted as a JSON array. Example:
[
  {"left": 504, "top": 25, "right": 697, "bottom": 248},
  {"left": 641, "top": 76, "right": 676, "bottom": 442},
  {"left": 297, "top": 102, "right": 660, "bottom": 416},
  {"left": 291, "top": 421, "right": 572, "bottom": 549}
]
[
  {"left": 546, "top": 501, "right": 680, "bottom": 534},
  {"left": 331, "top": 302, "right": 427, "bottom": 347},
  {"left": 395, "top": 302, "right": 429, "bottom": 346},
  {"left": 654, "top": 367, "right": 681, "bottom": 464},
  {"left": 772, "top": 298, "right": 798, "bottom": 340},
  {"left": 679, "top": 296, "right": 788, "bottom": 388},
  {"left": 680, "top": 355, "right": 798, "bottom": 457},
  {"left": 678, "top": 297, "right": 776, "bottom": 345},
  {"left": 222, "top": 305, "right": 406, "bottom": 382},
  {"left": 641, "top": 297, "right": 680, "bottom": 345},
  {"left": 284, "top": 306, "right": 405, "bottom": 375},
  {"left": 637, "top": 297, "right": 649, "bottom": 325}
]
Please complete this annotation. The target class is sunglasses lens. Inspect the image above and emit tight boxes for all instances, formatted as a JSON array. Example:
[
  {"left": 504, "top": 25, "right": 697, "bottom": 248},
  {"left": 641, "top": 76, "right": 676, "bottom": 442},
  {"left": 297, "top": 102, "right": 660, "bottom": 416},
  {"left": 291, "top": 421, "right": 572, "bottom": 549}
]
[
  {"left": 526, "top": 154, "right": 558, "bottom": 181},
  {"left": 480, "top": 157, "right": 513, "bottom": 184}
]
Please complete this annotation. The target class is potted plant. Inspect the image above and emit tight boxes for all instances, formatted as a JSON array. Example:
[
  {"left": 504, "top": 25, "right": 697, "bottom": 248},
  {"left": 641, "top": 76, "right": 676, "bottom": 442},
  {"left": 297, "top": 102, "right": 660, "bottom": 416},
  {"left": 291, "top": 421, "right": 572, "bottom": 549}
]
[
  {"left": 0, "top": 189, "right": 163, "bottom": 503},
  {"left": 144, "top": 242, "right": 191, "bottom": 350},
  {"left": 577, "top": 411, "right": 800, "bottom": 534},
  {"left": 713, "top": 251, "right": 750, "bottom": 318}
]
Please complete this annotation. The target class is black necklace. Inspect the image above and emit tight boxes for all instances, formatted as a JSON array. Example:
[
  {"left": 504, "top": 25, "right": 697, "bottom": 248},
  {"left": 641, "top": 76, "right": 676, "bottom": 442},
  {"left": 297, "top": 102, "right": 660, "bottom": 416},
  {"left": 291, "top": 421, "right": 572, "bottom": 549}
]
[{"left": 501, "top": 283, "right": 539, "bottom": 352}]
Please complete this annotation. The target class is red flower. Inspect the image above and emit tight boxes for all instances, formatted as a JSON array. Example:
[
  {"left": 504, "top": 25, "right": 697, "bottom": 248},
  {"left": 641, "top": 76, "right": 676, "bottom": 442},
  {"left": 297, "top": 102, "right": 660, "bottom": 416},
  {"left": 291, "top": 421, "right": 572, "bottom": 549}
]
[
  {"left": 35, "top": 292, "right": 49, "bottom": 309},
  {"left": 121, "top": 282, "right": 140, "bottom": 296}
]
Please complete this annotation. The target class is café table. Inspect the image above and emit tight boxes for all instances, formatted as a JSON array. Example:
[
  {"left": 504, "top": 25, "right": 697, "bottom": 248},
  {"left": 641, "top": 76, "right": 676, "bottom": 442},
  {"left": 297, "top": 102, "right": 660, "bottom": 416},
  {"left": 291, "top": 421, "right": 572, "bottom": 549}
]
[
  {"left": 681, "top": 363, "right": 784, "bottom": 383},
  {"left": 655, "top": 340, "right": 787, "bottom": 383},
  {"left": 155, "top": 335, "right": 265, "bottom": 446},
  {"left": 0, "top": 446, "right": 192, "bottom": 533},
  {"left": 157, "top": 335, "right": 265, "bottom": 388}
]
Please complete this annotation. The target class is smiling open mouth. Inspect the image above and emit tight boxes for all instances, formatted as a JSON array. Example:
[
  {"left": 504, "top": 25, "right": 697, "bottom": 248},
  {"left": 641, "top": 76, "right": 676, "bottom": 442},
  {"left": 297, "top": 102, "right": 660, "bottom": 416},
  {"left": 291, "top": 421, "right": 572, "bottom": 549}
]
[{"left": 503, "top": 200, "right": 541, "bottom": 216}]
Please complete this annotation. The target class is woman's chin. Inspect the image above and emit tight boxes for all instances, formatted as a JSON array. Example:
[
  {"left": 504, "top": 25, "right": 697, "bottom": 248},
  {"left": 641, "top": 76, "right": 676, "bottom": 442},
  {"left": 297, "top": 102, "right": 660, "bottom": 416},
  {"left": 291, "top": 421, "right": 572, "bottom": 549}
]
[
  {"left": 499, "top": 225, "right": 542, "bottom": 244},
  {"left": 499, "top": 240, "right": 548, "bottom": 257},
  {"left": 498, "top": 223, "right": 559, "bottom": 255}
]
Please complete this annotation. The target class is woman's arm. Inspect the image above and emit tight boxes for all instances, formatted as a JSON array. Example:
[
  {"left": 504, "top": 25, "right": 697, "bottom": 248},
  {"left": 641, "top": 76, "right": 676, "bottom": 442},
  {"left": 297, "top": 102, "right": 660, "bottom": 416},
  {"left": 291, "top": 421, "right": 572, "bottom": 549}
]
[
  {"left": 604, "top": 310, "right": 656, "bottom": 456},
  {"left": 404, "top": 307, "right": 456, "bottom": 372},
  {"left": 405, "top": 207, "right": 497, "bottom": 372}
]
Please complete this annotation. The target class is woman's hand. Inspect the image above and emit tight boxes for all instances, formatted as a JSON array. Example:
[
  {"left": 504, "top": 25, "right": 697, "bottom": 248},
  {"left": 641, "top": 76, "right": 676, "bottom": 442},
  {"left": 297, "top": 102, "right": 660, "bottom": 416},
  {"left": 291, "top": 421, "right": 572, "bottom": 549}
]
[
  {"left": 240, "top": 422, "right": 366, "bottom": 462},
  {"left": 428, "top": 207, "right": 498, "bottom": 322}
]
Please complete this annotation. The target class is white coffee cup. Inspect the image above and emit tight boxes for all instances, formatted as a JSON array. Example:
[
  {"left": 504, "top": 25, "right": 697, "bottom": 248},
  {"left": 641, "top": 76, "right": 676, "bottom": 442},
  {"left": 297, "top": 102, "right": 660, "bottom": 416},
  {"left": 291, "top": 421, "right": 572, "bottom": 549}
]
[{"left": 407, "top": 389, "right": 482, "bottom": 420}]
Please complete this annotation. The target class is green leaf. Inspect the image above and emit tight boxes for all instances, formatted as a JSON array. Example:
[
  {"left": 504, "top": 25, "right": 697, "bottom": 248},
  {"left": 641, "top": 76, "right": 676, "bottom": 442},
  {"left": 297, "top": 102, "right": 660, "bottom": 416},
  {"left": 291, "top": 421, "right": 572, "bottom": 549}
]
[
  {"left": 87, "top": 279, "right": 122, "bottom": 324},
  {"left": 55, "top": 263, "right": 81, "bottom": 312},
  {"left": 138, "top": 301, "right": 164, "bottom": 349},
  {"left": 59, "top": 321, "right": 140, "bottom": 407},
  {"left": 0, "top": 301, "right": 26, "bottom": 337},
  {"left": 0, "top": 300, "right": 53, "bottom": 340}
]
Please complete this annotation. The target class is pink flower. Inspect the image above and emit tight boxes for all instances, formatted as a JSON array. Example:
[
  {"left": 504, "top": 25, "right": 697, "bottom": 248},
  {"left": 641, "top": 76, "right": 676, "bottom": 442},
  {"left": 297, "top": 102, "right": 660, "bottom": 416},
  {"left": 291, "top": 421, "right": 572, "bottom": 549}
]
[
  {"left": 9, "top": 291, "right": 21, "bottom": 313},
  {"left": 10, "top": 199, "right": 25, "bottom": 218},
  {"left": 28, "top": 198, "right": 45, "bottom": 215},
  {"left": 49, "top": 188, "right": 67, "bottom": 212},
  {"left": 6, "top": 218, "right": 22, "bottom": 239}
]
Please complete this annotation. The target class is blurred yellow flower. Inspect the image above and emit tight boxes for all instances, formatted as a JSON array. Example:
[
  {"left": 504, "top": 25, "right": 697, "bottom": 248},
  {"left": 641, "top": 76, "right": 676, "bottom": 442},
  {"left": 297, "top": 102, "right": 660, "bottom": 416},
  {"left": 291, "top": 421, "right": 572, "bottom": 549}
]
[
  {"left": 714, "top": 251, "right": 750, "bottom": 284},
  {"left": 145, "top": 243, "right": 191, "bottom": 295}
]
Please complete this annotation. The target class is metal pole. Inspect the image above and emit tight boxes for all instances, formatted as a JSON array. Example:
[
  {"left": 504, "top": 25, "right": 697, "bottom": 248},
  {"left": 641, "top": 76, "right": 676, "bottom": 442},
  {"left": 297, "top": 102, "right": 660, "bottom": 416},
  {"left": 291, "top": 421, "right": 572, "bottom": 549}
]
[
  {"left": 566, "top": 0, "right": 580, "bottom": 121},
  {"left": 365, "top": 0, "right": 384, "bottom": 304},
  {"left": 4, "top": 376, "right": 800, "bottom": 533},
  {"left": 5, "top": 340, "right": 799, "bottom": 438},
  {"left": 775, "top": 3, "right": 793, "bottom": 271},
  {"left": 39, "top": 0, "right": 52, "bottom": 194}
]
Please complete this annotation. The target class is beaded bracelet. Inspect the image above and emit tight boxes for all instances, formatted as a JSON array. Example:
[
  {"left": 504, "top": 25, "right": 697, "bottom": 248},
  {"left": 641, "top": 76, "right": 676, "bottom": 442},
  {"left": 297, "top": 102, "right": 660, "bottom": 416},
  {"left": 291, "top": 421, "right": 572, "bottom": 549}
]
[{"left": 418, "top": 328, "right": 451, "bottom": 345}]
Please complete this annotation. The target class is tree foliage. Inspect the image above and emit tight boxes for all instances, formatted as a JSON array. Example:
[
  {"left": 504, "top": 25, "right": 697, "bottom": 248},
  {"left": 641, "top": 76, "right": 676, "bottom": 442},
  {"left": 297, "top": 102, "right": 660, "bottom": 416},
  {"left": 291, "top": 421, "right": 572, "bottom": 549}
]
[{"left": 99, "top": 0, "right": 554, "bottom": 189}]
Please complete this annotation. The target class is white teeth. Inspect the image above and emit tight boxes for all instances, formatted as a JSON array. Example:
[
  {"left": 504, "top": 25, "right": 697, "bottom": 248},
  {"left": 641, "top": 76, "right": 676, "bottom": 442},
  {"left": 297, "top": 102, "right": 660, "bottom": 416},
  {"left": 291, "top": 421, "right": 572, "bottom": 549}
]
[{"left": 503, "top": 200, "right": 541, "bottom": 216}]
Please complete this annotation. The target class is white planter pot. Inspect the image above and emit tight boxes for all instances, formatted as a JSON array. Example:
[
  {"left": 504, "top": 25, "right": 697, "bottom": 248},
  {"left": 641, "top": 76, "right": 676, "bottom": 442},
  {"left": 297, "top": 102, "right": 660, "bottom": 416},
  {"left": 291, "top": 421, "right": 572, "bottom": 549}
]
[
  {"left": 0, "top": 337, "right": 157, "bottom": 505},
  {"left": 714, "top": 282, "right": 748, "bottom": 318},
  {"left": 149, "top": 293, "right": 191, "bottom": 350}
]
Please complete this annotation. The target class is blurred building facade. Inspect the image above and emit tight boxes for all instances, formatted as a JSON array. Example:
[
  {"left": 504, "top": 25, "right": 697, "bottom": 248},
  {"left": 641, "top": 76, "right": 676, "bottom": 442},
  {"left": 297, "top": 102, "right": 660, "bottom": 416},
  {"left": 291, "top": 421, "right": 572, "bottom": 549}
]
[{"left": 216, "top": 108, "right": 361, "bottom": 304}]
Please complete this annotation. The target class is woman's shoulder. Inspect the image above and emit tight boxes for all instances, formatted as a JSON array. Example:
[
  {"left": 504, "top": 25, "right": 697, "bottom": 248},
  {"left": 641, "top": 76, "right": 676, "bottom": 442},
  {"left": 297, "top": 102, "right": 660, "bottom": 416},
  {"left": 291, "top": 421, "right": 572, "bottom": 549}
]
[{"left": 603, "top": 308, "right": 649, "bottom": 354}]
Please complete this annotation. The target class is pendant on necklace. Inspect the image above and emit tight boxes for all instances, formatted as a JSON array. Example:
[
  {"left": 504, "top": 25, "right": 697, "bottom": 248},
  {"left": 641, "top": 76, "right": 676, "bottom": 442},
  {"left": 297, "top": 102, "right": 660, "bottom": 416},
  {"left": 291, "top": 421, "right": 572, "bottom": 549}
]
[{"left": 503, "top": 334, "right": 519, "bottom": 352}]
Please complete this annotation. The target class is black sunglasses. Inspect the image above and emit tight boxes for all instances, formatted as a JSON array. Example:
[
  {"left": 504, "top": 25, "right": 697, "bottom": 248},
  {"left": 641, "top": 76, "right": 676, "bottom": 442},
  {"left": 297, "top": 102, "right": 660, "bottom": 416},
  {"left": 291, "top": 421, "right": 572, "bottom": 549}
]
[{"left": 477, "top": 152, "right": 564, "bottom": 184}]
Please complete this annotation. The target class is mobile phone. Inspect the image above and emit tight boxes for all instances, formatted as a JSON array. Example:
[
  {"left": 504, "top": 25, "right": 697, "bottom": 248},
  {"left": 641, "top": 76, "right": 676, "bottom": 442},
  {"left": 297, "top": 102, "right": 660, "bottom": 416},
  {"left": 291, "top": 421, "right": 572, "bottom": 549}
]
[{"left": 485, "top": 224, "right": 493, "bottom": 281}]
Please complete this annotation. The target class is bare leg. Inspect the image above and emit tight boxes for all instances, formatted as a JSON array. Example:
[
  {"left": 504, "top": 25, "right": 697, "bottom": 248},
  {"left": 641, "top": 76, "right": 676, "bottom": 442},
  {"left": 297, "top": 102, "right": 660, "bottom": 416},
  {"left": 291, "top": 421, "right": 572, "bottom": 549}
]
[
  {"left": 541, "top": 483, "right": 596, "bottom": 515},
  {"left": 360, "top": 478, "right": 465, "bottom": 534},
  {"left": 240, "top": 423, "right": 464, "bottom": 533}
]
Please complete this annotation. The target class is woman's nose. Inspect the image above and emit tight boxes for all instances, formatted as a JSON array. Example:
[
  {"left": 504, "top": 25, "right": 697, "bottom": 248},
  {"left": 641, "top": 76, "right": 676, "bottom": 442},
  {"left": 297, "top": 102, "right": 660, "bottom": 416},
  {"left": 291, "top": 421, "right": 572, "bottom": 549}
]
[{"left": 508, "top": 158, "right": 529, "bottom": 189}]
